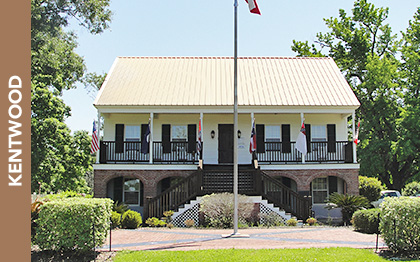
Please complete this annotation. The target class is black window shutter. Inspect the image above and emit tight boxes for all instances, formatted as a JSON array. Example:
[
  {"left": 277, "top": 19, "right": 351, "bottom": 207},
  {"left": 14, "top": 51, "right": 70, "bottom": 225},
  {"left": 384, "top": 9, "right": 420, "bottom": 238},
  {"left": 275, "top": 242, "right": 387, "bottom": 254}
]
[
  {"left": 141, "top": 124, "right": 149, "bottom": 153},
  {"left": 162, "top": 124, "right": 171, "bottom": 153},
  {"left": 113, "top": 177, "right": 123, "bottom": 204},
  {"left": 256, "top": 124, "right": 265, "bottom": 153},
  {"left": 328, "top": 176, "right": 338, "bottom": 194},
  {"left": 305, "top": 124, "right": 311, "bottom": 153},
  {"left": 187, "top": 124, "right": 197, "bottom": 153},
  {"left": 115, "top": 124, "right": 124, "bottom": 153},
  {"left": 327, "top": 124, "right": 336, "bottom": 153},
  {"left": 281, "top": 124, "right": 291, "bottom": 153}
]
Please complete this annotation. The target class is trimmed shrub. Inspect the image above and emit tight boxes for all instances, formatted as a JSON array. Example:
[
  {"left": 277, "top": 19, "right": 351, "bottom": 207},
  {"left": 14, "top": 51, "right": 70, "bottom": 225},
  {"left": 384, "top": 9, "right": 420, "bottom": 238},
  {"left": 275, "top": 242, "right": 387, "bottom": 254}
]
[
  {"left": 402, "top": 181, "right": 420, "bottom": 196},
  {"left": 306, "top": 217, "right": 317, "bottom": 226},
  {"left": 352, "top": 208, "right": 380, "bottom": 234},
  {"left": 199, "top": 193, "right": 254, "bottom": 228},
  {"left": 380, "top": 197, "right": 420, "bottom": 254},
  {"left": 111, "top": 211, "right": 122, "bottom": 229},
  {"left": 286, "top": 218, "right": 297, "bottom": 226},
  {"left": 121, "top": 210, "right": 142, "bottom": 229},
  {"left": 34, "top": 198, "right": 113, "bottom": 253},
  {"left": 43, "top": 190, "right": 93, "bottom": 201},
  {"left": 359, "top": 176, "right": 385, "bottom": 202},
  {"left": 145, "top": 217, "right": 166, "bottom": 227}
]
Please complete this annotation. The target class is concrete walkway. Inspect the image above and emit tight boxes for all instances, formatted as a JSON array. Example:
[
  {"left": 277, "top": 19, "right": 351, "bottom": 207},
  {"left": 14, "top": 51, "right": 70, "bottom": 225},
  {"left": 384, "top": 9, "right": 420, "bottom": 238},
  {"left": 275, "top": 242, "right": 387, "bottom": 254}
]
[{"left": 98, "top": 227, "right": 386, "bottom": 251}]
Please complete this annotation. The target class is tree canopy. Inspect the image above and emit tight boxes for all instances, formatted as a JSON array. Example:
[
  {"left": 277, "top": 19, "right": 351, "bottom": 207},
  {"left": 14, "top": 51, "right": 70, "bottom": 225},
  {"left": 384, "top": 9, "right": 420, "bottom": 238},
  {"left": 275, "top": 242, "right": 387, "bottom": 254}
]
[
  {"left": 292, "top": 0, "right": 420, "bottom": 190},
  {"left": 31, "top": 0, "right": 112, "bottom": 193}
]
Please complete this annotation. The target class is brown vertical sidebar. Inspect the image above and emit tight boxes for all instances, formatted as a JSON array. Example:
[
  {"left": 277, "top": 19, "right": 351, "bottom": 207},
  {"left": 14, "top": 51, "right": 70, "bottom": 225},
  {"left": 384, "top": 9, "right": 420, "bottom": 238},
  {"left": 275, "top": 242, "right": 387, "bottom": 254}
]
[{"left": 0, "top": 0, "right": 30, "bottom": 261}]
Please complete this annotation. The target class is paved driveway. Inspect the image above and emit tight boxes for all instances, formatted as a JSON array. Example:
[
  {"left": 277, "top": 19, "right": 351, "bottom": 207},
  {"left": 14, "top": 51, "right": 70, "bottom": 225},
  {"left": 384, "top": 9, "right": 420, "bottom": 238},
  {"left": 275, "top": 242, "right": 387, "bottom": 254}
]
[{"left": 99, "top": 227, "right": 386, "bottom": 251}]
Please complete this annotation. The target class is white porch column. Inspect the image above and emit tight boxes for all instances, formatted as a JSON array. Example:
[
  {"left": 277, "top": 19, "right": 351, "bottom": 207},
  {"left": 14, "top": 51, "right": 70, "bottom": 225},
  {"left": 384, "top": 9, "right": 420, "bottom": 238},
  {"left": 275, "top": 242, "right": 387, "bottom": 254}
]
[
  {"left": 301, "top": 112, "right": 305, "bottom": 163},
  {"left": 199, "top": 112, "right": 203, "bottom": 168},
  {"left": 96, "top": 111, "right": 101, "bottom": 164},
  {"left": 149, "top": 112, "right": 154, "bottom": 164},
  {"left": 352, "top": 111, "right": 357, "bottom": 163}
]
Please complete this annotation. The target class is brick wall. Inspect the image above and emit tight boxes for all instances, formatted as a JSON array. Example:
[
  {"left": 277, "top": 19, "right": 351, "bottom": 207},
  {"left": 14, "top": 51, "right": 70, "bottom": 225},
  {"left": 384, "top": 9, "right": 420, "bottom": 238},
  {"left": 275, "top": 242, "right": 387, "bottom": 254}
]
[
  {"left": 93, "top": 169, "right": 195, "bottom": 199},
  {"left": 262, "top": 169, "right": 359, "bottom": 196}
]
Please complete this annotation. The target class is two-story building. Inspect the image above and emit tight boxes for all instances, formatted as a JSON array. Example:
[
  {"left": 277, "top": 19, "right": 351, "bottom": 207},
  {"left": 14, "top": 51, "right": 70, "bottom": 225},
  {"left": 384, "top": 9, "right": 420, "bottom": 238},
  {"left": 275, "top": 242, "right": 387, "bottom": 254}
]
[{"left": 93, "top": 56, "right": 360, "bottom": 222}]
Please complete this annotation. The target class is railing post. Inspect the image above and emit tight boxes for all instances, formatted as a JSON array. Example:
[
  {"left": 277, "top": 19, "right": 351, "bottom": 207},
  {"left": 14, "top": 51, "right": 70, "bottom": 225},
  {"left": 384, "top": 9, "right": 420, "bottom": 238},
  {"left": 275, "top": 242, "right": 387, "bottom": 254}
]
[{"left": 254, "top": 168, "right": 262, "bottom": 195}]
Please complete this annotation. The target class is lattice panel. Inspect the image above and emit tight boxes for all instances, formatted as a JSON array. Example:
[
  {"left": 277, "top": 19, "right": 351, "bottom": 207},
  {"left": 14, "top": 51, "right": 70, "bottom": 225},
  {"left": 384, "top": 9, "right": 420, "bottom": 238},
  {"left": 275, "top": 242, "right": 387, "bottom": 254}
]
[
  {"left": 259, "top": 202, "right": 287, "bottom": 225},
  {"left": 172, "top": 203, "right": 200, "bottom": 227}
]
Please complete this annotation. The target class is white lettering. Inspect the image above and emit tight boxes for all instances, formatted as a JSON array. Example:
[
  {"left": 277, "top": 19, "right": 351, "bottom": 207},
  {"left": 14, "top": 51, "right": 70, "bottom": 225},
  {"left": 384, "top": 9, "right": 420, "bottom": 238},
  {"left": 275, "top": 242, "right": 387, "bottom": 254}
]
[
  {"left": 9, "top": 163, "right": 21, "bottom": 173},
  {"left": 9, "top": 149, "right": 22, "bottom": 162},
  {"left": 8, "top": 174, "right": 22, "bottom": 186},
  {"left": 8, "top": 76, "right": 22, "bottom": 89}
]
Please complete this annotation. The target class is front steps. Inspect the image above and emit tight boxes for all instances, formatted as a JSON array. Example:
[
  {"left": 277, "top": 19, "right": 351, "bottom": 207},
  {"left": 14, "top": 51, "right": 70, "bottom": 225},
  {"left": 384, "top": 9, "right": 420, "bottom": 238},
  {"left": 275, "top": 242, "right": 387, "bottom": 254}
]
[{"left": 171, "top": 196, "right": 292, "bottom": 227}]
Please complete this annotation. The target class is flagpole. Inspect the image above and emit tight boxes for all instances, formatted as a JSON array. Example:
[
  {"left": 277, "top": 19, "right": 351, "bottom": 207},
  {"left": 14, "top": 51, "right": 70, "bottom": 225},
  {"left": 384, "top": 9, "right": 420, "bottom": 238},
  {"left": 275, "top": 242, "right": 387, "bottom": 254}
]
[{"left": 233, "top": 0, "right": 239, "bottom": 235}]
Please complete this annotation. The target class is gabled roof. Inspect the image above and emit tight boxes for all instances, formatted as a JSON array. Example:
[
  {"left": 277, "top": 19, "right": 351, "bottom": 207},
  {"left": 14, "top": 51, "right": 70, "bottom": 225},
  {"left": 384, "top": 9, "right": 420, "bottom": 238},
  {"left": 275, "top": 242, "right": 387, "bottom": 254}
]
[{"left": 94, "top": 57, "right": 360, "bottom": 108}]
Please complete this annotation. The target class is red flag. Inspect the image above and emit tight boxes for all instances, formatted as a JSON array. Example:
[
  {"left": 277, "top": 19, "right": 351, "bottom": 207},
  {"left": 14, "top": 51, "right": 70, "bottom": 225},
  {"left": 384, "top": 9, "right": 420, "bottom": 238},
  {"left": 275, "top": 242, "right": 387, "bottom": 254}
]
[
  {"left": 90, "top": 120, "right": 99, "bottom": 154},
  {"left": 353, "top": 120, "right": 360, "bottom": 145},
  {"left": 245, "top": 0, "right": 261, "bottom": 15},
  {"left": 249, "top": 119, "right": 257, "bottom": 153}
]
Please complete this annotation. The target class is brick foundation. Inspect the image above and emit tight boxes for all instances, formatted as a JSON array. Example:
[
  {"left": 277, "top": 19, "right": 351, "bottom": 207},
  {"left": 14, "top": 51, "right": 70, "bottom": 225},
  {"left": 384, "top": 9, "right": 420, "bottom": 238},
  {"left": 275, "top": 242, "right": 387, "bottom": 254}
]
[
  {"left": 262, "top": 169, "right": 359, "bottom": 195},
  {"left": 94, "top": 169, "right": 195, "bottom": 199}
]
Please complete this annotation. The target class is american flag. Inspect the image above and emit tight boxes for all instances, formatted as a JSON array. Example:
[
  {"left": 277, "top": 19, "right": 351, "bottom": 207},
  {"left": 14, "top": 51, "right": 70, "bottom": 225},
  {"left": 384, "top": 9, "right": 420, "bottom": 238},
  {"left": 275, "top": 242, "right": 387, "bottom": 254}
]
[
  {"left": 353, "top": 120, "right": 360, "bottom": 145},
  {"left": 90, "top": 120, "right": 99, "bottom": 154},
  {"left": 249, "top": 119, "right": 256, "bottom": 153}
]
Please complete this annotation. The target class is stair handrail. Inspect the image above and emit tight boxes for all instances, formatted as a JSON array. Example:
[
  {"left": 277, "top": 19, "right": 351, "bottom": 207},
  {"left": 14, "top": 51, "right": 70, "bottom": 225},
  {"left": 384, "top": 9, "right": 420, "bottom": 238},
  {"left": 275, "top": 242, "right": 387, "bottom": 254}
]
[
  {"left": 260, "top": 171, "right": 312, "bottom": 220},
  {"left": 145, "top": 169, "right": 202, "bottom": 220}
]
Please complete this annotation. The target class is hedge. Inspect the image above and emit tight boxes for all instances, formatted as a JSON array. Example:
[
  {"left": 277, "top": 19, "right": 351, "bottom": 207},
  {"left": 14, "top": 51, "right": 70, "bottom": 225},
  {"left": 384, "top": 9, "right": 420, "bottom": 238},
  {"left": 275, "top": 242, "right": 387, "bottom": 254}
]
[
  {"left": 380, "top": 197, "right": 420, "bottom": 254},
  {"left": 34, "top": 197, "right": 113, "bottom": 253},
  {"left": 352, "top": 208, "right": 380, "bottom": 234}
]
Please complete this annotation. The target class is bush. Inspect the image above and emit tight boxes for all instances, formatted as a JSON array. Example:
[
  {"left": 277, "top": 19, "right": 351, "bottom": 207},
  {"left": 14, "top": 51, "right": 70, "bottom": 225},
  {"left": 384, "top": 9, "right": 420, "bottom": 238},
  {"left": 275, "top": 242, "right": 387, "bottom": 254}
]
[
  {"left": 121, "top": 210, "right": 142, "bottom": 229},
  {"left": 326, "top": 193, "right": 369, "bottom": 225},
  {"left": 306, "top": 217, "right": 317, "bottom": 226},
  {"left": 145, "top": 217, "right": 166, "bottom": 227},
  {"left": 199, "top": 193, "right": 254, "bottom": 228},
  {"left": 359, "top": 176, "right": 385, "bottom": 202},
  {"left": 113, "top": 201, "right": 129, "bottom": 214},
  {"left": 380, "top": 197, "right": 420, "bottom": 254},
  {"left": 42, "top": 190, "right": 93, "bottom": 201},
  {"left": 286, "top": 218, "right": 297, "bottom": 226},
  {"left": 352, "top": 208, "right": 380, "bottom": 234},
  {"left": 402, "top": 181, "right": 420, "bottom": 196},
  {"left": 184, "top": 219, "right": 195, "bottom": 228},
  {"left": 259, "top": 212, "right": 285, "bottom": 227},
  {"left": 34, "top": 198, "right": 113, "bottom": 253},
  {"left": 111, "top": 211, "right": 122, "bottom": 229}
]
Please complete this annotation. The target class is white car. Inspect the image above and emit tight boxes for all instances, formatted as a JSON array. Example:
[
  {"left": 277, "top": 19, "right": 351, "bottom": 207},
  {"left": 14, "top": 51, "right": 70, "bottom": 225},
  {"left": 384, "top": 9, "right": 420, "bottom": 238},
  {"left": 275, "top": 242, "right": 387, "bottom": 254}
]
[{"left": 371, "top": 190, "right": 401, "bottom": 208}]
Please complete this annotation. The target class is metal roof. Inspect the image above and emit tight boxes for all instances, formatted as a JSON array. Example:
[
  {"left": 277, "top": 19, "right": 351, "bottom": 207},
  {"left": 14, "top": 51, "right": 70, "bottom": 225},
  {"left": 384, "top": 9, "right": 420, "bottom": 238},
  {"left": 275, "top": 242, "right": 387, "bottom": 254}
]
[{"left": 94, "top": 57, "right": 360, "bottom": 107}]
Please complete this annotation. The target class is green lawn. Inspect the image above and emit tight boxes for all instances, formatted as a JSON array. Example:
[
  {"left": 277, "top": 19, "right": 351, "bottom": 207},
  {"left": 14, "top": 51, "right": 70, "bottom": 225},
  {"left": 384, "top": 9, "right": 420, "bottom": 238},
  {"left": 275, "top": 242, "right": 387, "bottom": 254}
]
[{"left": 113, "top": 247, "right": 415, "bottom": 262}]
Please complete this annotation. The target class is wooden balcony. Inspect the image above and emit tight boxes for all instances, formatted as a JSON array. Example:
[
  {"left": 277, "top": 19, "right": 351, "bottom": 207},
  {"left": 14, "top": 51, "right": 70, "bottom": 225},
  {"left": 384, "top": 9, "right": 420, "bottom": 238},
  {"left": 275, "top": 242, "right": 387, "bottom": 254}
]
[
  {"left": 99, "top": 140, "right": 353, "bottom": 164},
  {"left": 257, "top": 141, "right": 353, "bottom": 164},
  {"left": 99, "top": 141, "right": 199, "bottom": 164}
]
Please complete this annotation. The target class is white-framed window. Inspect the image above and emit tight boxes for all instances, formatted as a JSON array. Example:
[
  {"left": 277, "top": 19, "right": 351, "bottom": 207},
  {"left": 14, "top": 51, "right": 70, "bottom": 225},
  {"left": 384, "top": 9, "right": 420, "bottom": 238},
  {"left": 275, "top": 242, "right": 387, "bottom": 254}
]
[
  {"left": 123, "top": 178, "right": 140, "bottom": 205},
  {"left": 312, "top": 177, "right": 328, "bottom": 204},
  {"left": 125, "top": 125, "right": 140, "bottom": 151},
  {"left": 265, "top": 125, "right": 281, "bottom": 151},
  {"left": 171, "top": 125, "right": 187, "bottom": 141},
  {"left": 311, "top": 125, "right": 327, "bottom": 152}
]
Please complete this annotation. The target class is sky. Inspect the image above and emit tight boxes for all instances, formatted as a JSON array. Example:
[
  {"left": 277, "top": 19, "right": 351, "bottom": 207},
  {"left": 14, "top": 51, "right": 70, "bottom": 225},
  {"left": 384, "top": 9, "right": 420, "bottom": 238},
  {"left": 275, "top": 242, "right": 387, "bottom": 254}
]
[{"left": 62, "top": 0, "right": 420, "bottom": 133}]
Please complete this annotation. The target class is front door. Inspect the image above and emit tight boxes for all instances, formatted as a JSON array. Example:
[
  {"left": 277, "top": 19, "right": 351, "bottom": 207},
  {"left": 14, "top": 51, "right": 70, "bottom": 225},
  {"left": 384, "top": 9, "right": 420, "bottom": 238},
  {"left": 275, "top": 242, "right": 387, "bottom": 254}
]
[{"left": 218, "top": 124, "right": 234, "bottom": 164}]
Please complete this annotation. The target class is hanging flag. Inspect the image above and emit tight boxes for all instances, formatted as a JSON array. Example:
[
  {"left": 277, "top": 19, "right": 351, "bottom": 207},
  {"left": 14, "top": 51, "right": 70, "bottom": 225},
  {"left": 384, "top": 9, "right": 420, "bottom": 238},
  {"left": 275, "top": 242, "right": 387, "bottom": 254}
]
[
  {"left": 141, "top": 121, "right": 151, "bottom": 154},
  {"left": 353, "top": 120, "right": 360, "bottom": 145},
  {"left": 249, "top": 119, "right": 257, "bottom": 153},
  {"left": 245, "top": 0, "right": 261, "bottom": 15},
  {"left": 296, "top": 122, "right": 307, "bottom": 155},
  {"left": 90, "top": 120, "right": 99, "bottom": 154},
  {"left": 197, "top": 118, "right": 202, "bottom": 157}
]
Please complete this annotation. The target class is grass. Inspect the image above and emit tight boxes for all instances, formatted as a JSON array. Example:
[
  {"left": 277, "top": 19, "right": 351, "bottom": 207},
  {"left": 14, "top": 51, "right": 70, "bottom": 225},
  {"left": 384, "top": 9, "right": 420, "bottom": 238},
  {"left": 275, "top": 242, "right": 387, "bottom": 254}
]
[{"left": 113, "top": 247, "right": 415, "bottom": 262}]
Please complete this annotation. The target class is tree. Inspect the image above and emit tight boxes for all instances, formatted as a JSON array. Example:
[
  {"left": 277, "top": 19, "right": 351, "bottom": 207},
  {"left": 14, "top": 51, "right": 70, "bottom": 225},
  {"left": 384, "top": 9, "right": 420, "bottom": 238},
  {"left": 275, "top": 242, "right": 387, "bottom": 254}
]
[
  {"left": 292, "top": 0, "right": 419, "bottom": 190},
  {"left": 326, "top": 193, "right": 369, "bottom": 225},
  {"left": 31, "top": 0, "right": 112, "bottom": 193}
]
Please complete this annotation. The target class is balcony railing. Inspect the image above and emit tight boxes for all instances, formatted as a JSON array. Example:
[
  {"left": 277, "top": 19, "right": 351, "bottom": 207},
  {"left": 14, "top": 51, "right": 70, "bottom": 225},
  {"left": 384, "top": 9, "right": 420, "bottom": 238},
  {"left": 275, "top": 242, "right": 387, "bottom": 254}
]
[
  {"left": 257, "top": 141, "right": 353, "bottom": 164},
  {"left": 99, "top": 140, "right": 353, "bottom": 164},
  {"left": 99, "top": 141, "right": 199, "bottom": 164}
]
